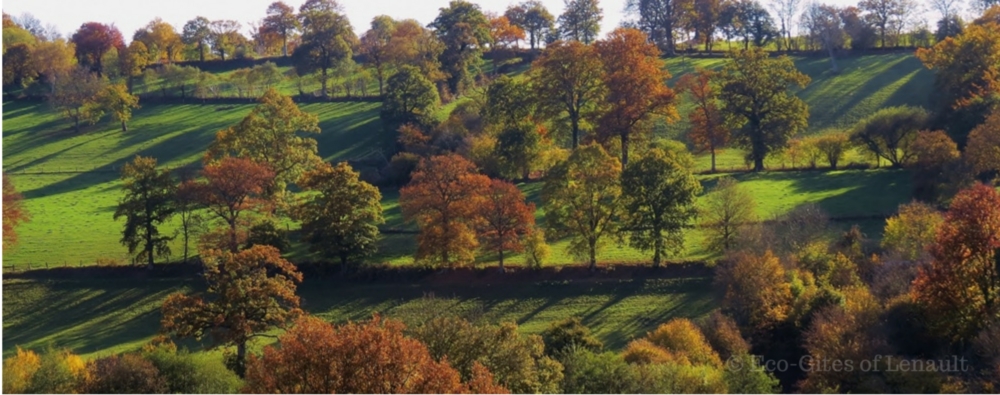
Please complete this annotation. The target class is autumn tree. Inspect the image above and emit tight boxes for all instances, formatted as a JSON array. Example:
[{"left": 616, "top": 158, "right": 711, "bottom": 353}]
[
  {"left": 97, "top": 83, "right": 139, "bottom": 132},
  {"left": 50, "top": 67, "right": 105, "bottom": 133},
  {"left": 293, "top": 1, "right": 355, "bottom": 98},
  {"left": 771, "top": 0, "right": 802, "bottom": 50},
  {"left": 263, "top": 1, "right": 300, "bottom": 57},
  {"left": 113, "top": 156, "right": 176, "bottom": 269},
  {"left": 208, "top": 20, "right": 242, "bottom": 61},
  {"left": 965, "top": 108, "right": 1000, "bottom": 177},
  {"left": 3, "top": 43, "right": 36, "bottom": 92},
  {"left": 678, "top": 68, "right": 729, "bottom": 172},
  {"left": 180, "top": 157, "right": 275, "bottom": 252},
  {"left": 429, "top": 0, "right": 492, "bottom": 96},
  {"left": 701, "top": 177, "right": 756, "bottom": 253},
  {"left": 621, "top": 148, "right": 702, "bottom": 267},
  {"left": 400, "top": 154, "right": 490, "bottom": 267},
  {"left": 496, "top": 124, "right": 543, "bottom": 180},
  {"left": 814, "top": 132, "right": 851, "bottom": 169},
  {"left": 506, "top": 1, "right": 555, "bottom": 49},
  {"left": 531, "top": 40, "right": 606, "bottom": 149},
  {"left": 717, "top": 48, "right": 810, "bottom": 171},
  {"left": 910, "top": 129, "right": 960, "bottom": 170},
  {"left": 70, "top": 22, "right": 124, "bottom": 76},
  {"left": 859, "top": 0, "right": 906, "bottom": 48},
  {"left": 543, "top": 144, "right": 622, "bottom": 270},
  {"left": 206, "top": 88, "right": 321, "bottom": 194},
  {"left": 118, "top": 40, "right": 149, "bottom": 93},
  {"left": 594, "top": 28, "right": 677, "bottom": 166},
  {"left": 174, "top": 173, "right": 207, "bottom": 264},
  {"left": 490, "top": 14, "right": 526, "bottom": 50},
  {"left": 475, "top": 179, "right": 535, "bottom": 270},
  {"left": 2, "top": 174, "right": 29, "bottom": 248},
  {"left": 295, "top": 162, "right": 384, "bottom": 268},
  {"left": 850, "top": 106, "right": 927, "bottom": 168},
  {"left": 558, "top": 0, "right": 603, "bottom": 43},
  {"left": 882, "top": 201, "right": 944, "bottom": 261},
  {"left": 133, "top": 18, "right": 183, "bottom": 62},
  {"left": 161, "top": 245, "right": 302, "bottom": 376},
  {"left": 385, "top": 19, "right": 446, "bottom": 84},
  {"left": 360, "top": 16, "right": 395, "bottom": 95},
  {"left": 182, "top": 17, "right": 212, "bottom": 62},
  {"left": 30, "top": 38, "right": 77, "bottom": 93},
  {"left": 715, "top": 249, "right": 793, "bottom": 335}
]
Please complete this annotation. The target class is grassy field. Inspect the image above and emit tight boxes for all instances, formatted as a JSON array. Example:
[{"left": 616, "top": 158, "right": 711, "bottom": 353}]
[{"left": 2, "top": 272, "right": 716, "bottom": 358}]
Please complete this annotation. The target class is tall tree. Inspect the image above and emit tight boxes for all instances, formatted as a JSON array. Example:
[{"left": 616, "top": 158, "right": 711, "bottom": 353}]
[
  {"left": 543, "top": 144, "right": 622, "bottom": 270},
  {"left": 30, "top": 38, "right": 77, "bottom": 93},
  {"left": 701, "top": 177, "right": 756, "bottom": 252},
  {"left": 380, "top": 65, "right": 440, "bottom": 127},
  {"left": 677, "top": 68, "right": 729, "bottom": 172},
  {"left": 717, "top": 48, "right": 810, "bottom": 171},
  {"left": 771, "top": 0, "right": 802, "bottom": 50},
  {"left": 360, "top": 16, "right": 396, "bottom": 95},
  {"left": 620, "top": 148, "right": 701, "bottom": 267},
  {"left": 118, "top": 40, "right": 149, "bottom": 93},
  {"left": 691, "top": 0, "right": 725, "bottom": 51},
  {"left": 180, "top": 157, "right": 275, "bottom": 252},
  {"left": 208, "top": 20, "right": 242, "bottom": 61},
  {"left": 530, "top": 40, "right": 606, "bottom": 149},
  {"left": 801, "top": 2, "right": 846, "bottom": 71},
  {"left": 858, "top": 0, "right": 905, "bottom": 47},
  {"left": 496, "top": 123, "right": 543, "bottom": 180},
  {"left": 965, "top": 108, "right": 1000, "bottom": 176},
  {"left": 50, "top": 66, "right": 106, "bottom": 133},
  {"left": 161, "top": 245, "right": 302, "bottom": 376},
  {"left": 133, "top": 18, "right": 183, "bottom": 62},
  {"left": 295, "top": 162, "right": 384, "bottom": 268},
  {"left": 558, "top": 0, "right": 603, "bottom": 43},
  {"left": 734, "top": 0, "right": 780, "bottom": 49},
  {"left": 594, "top": 28, "right": 677, "bottom": 166},
  {"left": 174, "top": 173, "right": 206, "bottom": 264},
  {"left": 113, "top": 156, "right": 176, "bottom": 269},
  {"left": 913, "top": 184, "right": 1000, "bottom": 341},
  {"left": 483, "top": 75, "right": 534, "bottom": 131},
  {"left": 385, "top": 19, "right": 446, "bottom": 85},
  {"left": 263, "top": 1, "right": 300, "bottom": 57},
  {"left": 98, "top": 83, "right": 139, "bottom": 132},
  {"left": 294, "top": 0, "right": 355, "bottom": 98},
  {"left": 207, "top": 88, "right": 321, "bottom": 193},
  {"left": 625, "top": 0, "right": 684, "bottom": 54},
  {"left": 429, "top": 0, "right": 492, "bottom": 96},
  {"left": 400, "top": 154, "right": 491, "bottom": 268},
  {"left": 181, "top": 17, "right": 212, "bottom": 62},
  {"left": 475, "top": 179, "right": 536, "bottom": 271},
  {"left": 2, "top": 174, "right": 29, "bottom": 248},
  {"left": 506, "top": 1, "right": 555, "bottom": 49},
  {"left": 70, "top": 22, "right": 124, "bottom": 76}
]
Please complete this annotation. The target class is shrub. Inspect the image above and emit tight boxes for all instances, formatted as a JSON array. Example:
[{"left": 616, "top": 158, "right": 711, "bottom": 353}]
[
  {"left": 646, "top": 318, "right": 722, "bottom": 367},
  {"left": 540, "top": 317, "right": 603, "bottom": 357},
  {"left": 522, "top": 228, "right": 551, "bottom": 270},
  {"left": 3, "top": 347, "right": 41, "bottom": 394},
  {"left": 84, "top": 353, "right": 167, "bottom": 394},
  {"left": 881, "top": 201, "right": 943, "bottom": 261},
  {"left": 715, "top": 250, "right": 793, "bottom": 335},
  {"left": 381, "top": 152, "right": 421, "bottom": 187},
  {"left": 723, "top": 353, "right": 781, "bottom": 394},
  {"left": 142, "top": 340, "right": 242, "bottom": 394},
  {"left": 814, "top": 132, "right": 851, "bottom": 169},
  {"left": 700, "top": 310, "right": 750, "bottom": 360},
  {"left": 244, "top": 220, "right": 290, "bottom": 252},
  {"left": 622, "top": 339, "right": 675, "bottom": 365}
]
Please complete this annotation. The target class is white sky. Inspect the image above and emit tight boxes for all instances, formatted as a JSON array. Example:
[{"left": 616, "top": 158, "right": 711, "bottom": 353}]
[{"left": 3, "top": 0, "right": 949, "bottom": 43}]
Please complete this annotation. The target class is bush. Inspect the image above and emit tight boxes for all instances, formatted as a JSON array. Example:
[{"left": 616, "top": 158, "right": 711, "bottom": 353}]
[
  {"left": 244, "top": 220, "right": 290, "bottom": 252},
  {"left": 381, "top": 152, "right": 421, "bottom": 187},
  {"left": 142, "top": 341, "right": 242, "bottom": 394},
  {"left": 560, "top": 348, "right": 639, "bottom": 394},
  {"left": 523, "top": 228, "right": 551, "bottom": 270},
  {"left": 3, "top": 347, "right": 42, "bottom": 394},
  {"left": 622, "top": 339, "right": 675, "bottom": 365},
  {"left": 84, "top": 353, "right": 167, "bottom": 394},
  {"left": 646, "top": 318, "right": 722, "bottom": 367},
  {"left": 814, "top": 132, "right": 851, "bottom": 169},
  {"left": 700, "top": 310, "right": 750, "bottom": 360},
  {"left": 541, "top": 317, "right": 603, "bottom": 357},
  {"left": 723, "top": 353, "right": 781, "bottom": 394}
]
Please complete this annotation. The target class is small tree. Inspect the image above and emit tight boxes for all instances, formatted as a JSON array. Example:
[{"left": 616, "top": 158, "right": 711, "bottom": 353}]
[
  {"left": 475, "top": 179, "right": 535, "bottom": 271},
  {"left": 50, "top": 67, "right": 106, "bottom": 133},
  {"left": 295, "top": 162, "right": 384, "bottom": 268},
  {"left": 161, "top": 245, "right": 303, "bottom": 376},
  {"left": 850, "top": 106, "right": 928, "bottom": 168},
  {"left": 715, "top": 250, "right": 793, "bottom": 335},
  {"left": 620, "top": 148, "right": 702, "bottom": 267},
  {"left": 113, "top": 156, "right": 177, "bottom": 269},
  {"left": 965, "top": 109, "right": 1000, "bottom": 177},
  {"left": 814, "top": 131, "right": 851, "bottom": 169},
  {"left": 180, "top": 157, "right": 275, "bottom": 252},
  {"left": 882, "top": 201, "right": 944, "bottom": 261},
  {"left": 701, "top": 177, "right": 757, "bottom": 253},
  {"left": 678, "top": 68, "right": 729, "bottom": 173},
  {"left": 98, "top": 83, "right": 140, "bottom": 132}
]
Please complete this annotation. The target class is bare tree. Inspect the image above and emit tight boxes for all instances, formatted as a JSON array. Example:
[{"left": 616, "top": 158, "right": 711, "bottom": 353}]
[
  {"left": 771, "top": 0, "right": 802, "bottom": 51},
  {"left": 801, "top": 2, "right": 845, "bottom": 71}
]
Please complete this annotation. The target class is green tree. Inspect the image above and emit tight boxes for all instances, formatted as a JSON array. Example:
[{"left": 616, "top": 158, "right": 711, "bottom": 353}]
[
  {"left": 506, "top": 1, "right": 555, "bottom": 49},
  {"left": 429, "top": 0, "right": 493, "bottom": 95},
  {"left": 207, "top": 88, "right": 321, "bottom": 194},
  {"left": 701, "top": 177, "right": 756, "bottom": 253},
  {"left": 543, "top": 144, "right": 622, "bottom": 270},
  {"left": 113, "top": 156, "right": 177, "bottom": 269},
  {"left": 558, "top": 0, "right": 603, "bottom": 43},
  {"left": 182, "top": 17, "right": 212, "bottom": 62},
  {"left": 294, "top": 0, "right": 355, "bottom": 98},
  {"left": 850, "top": 106, "right": 927, "bottom": 168},
  {"left": 540, "top": 317, "right": 604, "bottom": 356},
  {"left": 530, "top": 40, "right": 606, "bottom": 149},
  {"left": 295, "top": 162, "right": 384, "bottom": 268},
  {"left": 263, "top": 1, "right": 300, "bottom": 57},
  {"left": 98, "top": 83, "right": 139, "bottom": 132},
  {"left": 717, "top": 48, "right": 810, "bottom": 171},
  {"left": 620, "top": 147, "right": 702, "bottom": 267},
  {"left": 381, "top": 65, "right": 439, "bottom": 127},
  {"left": 119, "top": 40, "right": 149, "bottom": 93},
  {"left": 484, "top": 75, "right": 533, "bottom": 131},
  {"left": 50, "top": 67, "right": 106, "bottom": 133},
  {"left": 359, "top": 15, "right": 396, "bottom": 95},
  {"left": 496, "top": 123, "right": 542, "bottom": 180}
]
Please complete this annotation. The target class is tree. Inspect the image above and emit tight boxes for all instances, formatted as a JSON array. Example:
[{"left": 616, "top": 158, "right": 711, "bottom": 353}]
[
  {"left": 180, "top": 157, "right": 275, "bottom": 252},
  {"left": 678, "top": 69, "right": 729, "bottom": 172},
  {"left": 31, "top": 38, "right": 77, "bottom": 93},
  {"left": 490, "top": 14, "right": 526, "bottom": 50},
  {"left": 701, "top": 177, "right": 756, "bottom": 253},
  {"left": 717, "top": 48, "right": 810, "bottom": 171},
  {"left": 965, "top": 109, "right": 1000, "bottom": 176},
  {"left": 850, "top": 106, "right": 927, "bottom": 168},
  {"left": 558, "top": 0, "right": 603, "bottom": 43},
  {"left": 543, "top": 144, "right": 622, "bottom": 270},
  {"left": 98, "top": 83, "right": 139, "bottom": 132},
  {"left": 913, "top": 184, "right": 1000, "bottom": 341},
  {"left": 621, "top": 148, "right": 702, "bottom": 267},
  {"left": 50, "top": 67, "right": 105, "bottom": 133},
  {"left": 3, "top": 43, "right": 36, "bottom": 91},
  {"left": 475, "top": 179, "right": 535, "bottom": 271},
  {"left": 263, "top": 1, "right": 299, "bottom": 57},
  {"left": 118, "top": 40, "right": 149, "bottom": 93},
  {"left": 802, "top": 2, "right": 846, "bottom": 71},
  {"left": 910, "top": 129, "right": 960, "bottom": 169},
  {"left": 496, "top": 123, "right": 543, "bottom": 180},
  {"left": 931, "top": 0, "right": 963, "bottom": 38},
  {"left": 2, "top": 174, "right": 29, "bottom": 248},
  {"left": 400, "top": 154, "right": 491, "bottom": 268},
  {"left": 530, "top": 40, "right": 606, "bottom": 149},
  {"left": 429, "top": 0, "right": 492, "bottom": 96},
  {"left": 541, "top": 317, "right": 604, "bottom": 356},
  {"left": 174, "top": 173, "right": 206, "bottom": 264},
  {"left": 182, "top": 17, "right": 212, "bottom": 62},
  {"left": 715, "top": 250, "right": 793, "bottom": 334},
  {"left": 689, "top": 0, "right": 726, "bottom": 52},
  {"left": 506, "top": 1, "right": 555, "bottom": 49},
  {"left": 594, "top": 28, "right": 677, "bottom": 166},
  {"left": 295, "top": 162, "right": 384, "bottom": 268},
  {"left": 113, "top": 156, "right": 176, "bottom": 269},
  {"left": 814, "top": 132, "right": 850, "bottom": 169},
  {"left": 385, "top": 19, "right": 446, "bottom": 85},
  {"left": 381, "top": 65, "right": 439, "bottom": 126},
  {"left": 84, "top": 353, "right": 168, "bottom": 394},
  {"left": 208, "top": 20, "right": 242, "bottom": 61},
  {"left": 207, "top": 88, "right": 321, "bottom": 193},
  {"left": 733, "top": 0, "right": 780, "bottom": 49},
  {"left": 625, "top": 0, "right": 685, "bottom": 54},
  {"left": 133, "top": 18, "right": 183, "bottom": 62},
  {"left": 360, "top": 16, "right": 395, "bottom": 95},
  {"left": 771, "top": 0, "right": 802, "bottom": 50},
  {"left": 69, "top": 22, "right": 124, "bottom": 76},
  {"left": 859, "top": 0, "right": 905, "bottom": 48},
  {"left": 161, "top": 245, "right": 302, "bottom": 376},
  {"left": 882, "top": 201, "right": 944, "bottom": 261},
  {"left": 294, "top": 1, "right": 354, "bottom": 98}
]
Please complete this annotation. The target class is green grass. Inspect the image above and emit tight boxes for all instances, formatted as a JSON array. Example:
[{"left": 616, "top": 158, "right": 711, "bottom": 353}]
[{"left": 2, "top": 274, "right": 716, "bottom": 358}]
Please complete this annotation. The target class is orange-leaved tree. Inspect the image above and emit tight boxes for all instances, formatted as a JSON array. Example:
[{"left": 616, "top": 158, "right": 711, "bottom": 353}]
[
  {"left": 677, "top": 68, "right": 728, "bottom": 173},
  {"left": 400, "top": 154, "right": 491, "bottom": 268},
  {"left": 475, "top": 178, "right": 536, "bottom": 271},
  {"left": 180, "top": 157, "right": 275, "bottom": 252},
  {"left": 912, "top": 183, "right": 1000, "bottom": 341},
  {"left": 714, "top": 250, "right": 793, "bottom": 336},
  {"left": 244, "top": 314, "right": 508, "bottom": 394},
  {"left": 594, "top": 28, "right": 677, "bottom": 166},
  {"left": 2, "top": 173, "right": 29, "bottom": 248},
  {"left": 161, "top": 245, "right": 302, "bottom": 377},
  {"left": 965, "top": 108, "right": 1000, "bottom": 177}
]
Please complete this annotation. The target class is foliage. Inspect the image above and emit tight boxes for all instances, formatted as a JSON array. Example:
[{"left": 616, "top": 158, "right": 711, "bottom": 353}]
[
  {"left": 2, "top": 173, "right": 28, "bottom": 248},
  {"left": 717, "top": 48, "right": 810, "bottom": 171},
  {"left": 5, "top": 347, "right": 88, "bottom": 394},
  {"left": 523, "top": 227, "right": 551, "bottom": 269},
  {"left": 244, "top": 220, "right": 290, "bottom": 252},
  {"left": 30, "top": 38, "right": 77, "bottom": 91},
  {"left": 50, "top": 67, "right": 106, "bottom": 133},
  {"left": 913, "top": 184, "right": 1000, "bottom": 342},
  {"left": 133, "top": 18, "right": 183, "bottom": 62},
  {"left": 715, "top": 250, "right": 793, "bottom": 335},
  {"left": 496, "top": 123, "right": 543, "bottom": 180},
  {"left": 965, "top": 108, "right": 1000, "bottom": 176},
  {"left": 505, "top": 0, "right": 554, "bottom": 49},
  {"left": 263, "top": 1, "right": 300, "bottom": 57},
  {"left": 543, "top": 144, "right": 622, "bottom": 269},
  {"left": 160, "top": 245, "right": 303, "bottom": 376},
  {"left": 142, "top": 340, "right": 242, "bottom": 394},
  {"left": 558, "top": 0, "right": 602, "bottom": 43},
  {"left": 621, "top": 147, "right": 701, "bottom": 267},
  {"left": 3, "top": 347, "right": 42, "bottom": 393},
  {"left": 850, "top": 106, "right": 928, "bottom": 167},
  {"left": 813, "top": 132, "right": 851, "bottom": 169},
  {"left": 678, "top": 68, "right": 729, "bottom": 172},
  {"left": 530, "top": 40, "right": 606, "bottom": 148},
  {"left": 429, "top": 0, "right": 492, "bottom": 95},
  {"left": 180, "top": 157, "right": 275, "bottom": 252},
  {"left": 475, "top": 179, "right": 535, "bottom": 270},
  {"left": 113, "top": 156, "right": 177, "bottom": 269},
  {"left": 701, "top": 177, "right": 756, "bottom": 253},
  {"left": 69, "top": 22, "right": 124, "bottom": 75},
  {"left": 296, "top": 161, "right": 384, "bottom": 267},
  {"left": 541, "top": 317, "right": 604, "bottom": 357},
  {"left": 381, "top": 65, "right": 439, "bottom": 127},
  {"left": 723, "top": 353, "right": 782, "bottom": 394},
  {"left": 97, "top": 83, "right": 139, "bottom": 132},
  {"left": 700, "top": 310, "right": 750, "bottom": 360},
  {"left": 400, "top": 154, "right": 490, "bottom": 267},
  {"left": 646, "top": 318, "right": 723, "bottom": 367},
  {"left": 294, "top": 1, "right": 355, "bottom": 97},
  {"left": 83, "top": 353, "right": 168, "bottom": 394}
]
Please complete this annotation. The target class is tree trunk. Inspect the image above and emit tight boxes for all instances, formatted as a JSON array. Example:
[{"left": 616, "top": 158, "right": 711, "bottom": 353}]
[
  {"left": 621, "top": 133, "right": 630, "bottom": 167},
  {"left": 282, "top": 35, "right": 288, "bottom": 57},
  {"left": 589, "top": 239, "right": 597, "bottom": 271},
  {"left": 498, "top": 249, "right": 504, "bottom": 272},
  {"left": 321, "top": 67, "right": 329, "bottom": 99},
  {"left": 74, "top": 115, "right": 80, "bottom": 133},
  {"left": 235, "top": 341, "right": 247, "bottom": 377},
  {"left": 571, "top": 116, "right": 580, "bottom": 149},
  {"left": 230, "top": 223, "right": 239, "bottom": 253},
  {"left": 710, "top": 148, "right": 717, "bottom": 173},
  {"left": 199, "top": 43, "right": 205, "bottom": 62},
  {"left": 121, "top": 120, "right": 127, "bottom": 132},
  {"left": 146, "top": 221, "right": 155, "bottom": 270}
]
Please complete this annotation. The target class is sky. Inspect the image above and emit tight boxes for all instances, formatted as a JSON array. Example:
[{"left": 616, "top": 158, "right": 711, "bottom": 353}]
[{"left": 3, "top": 0, "right": 947, "bottom": 43}]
